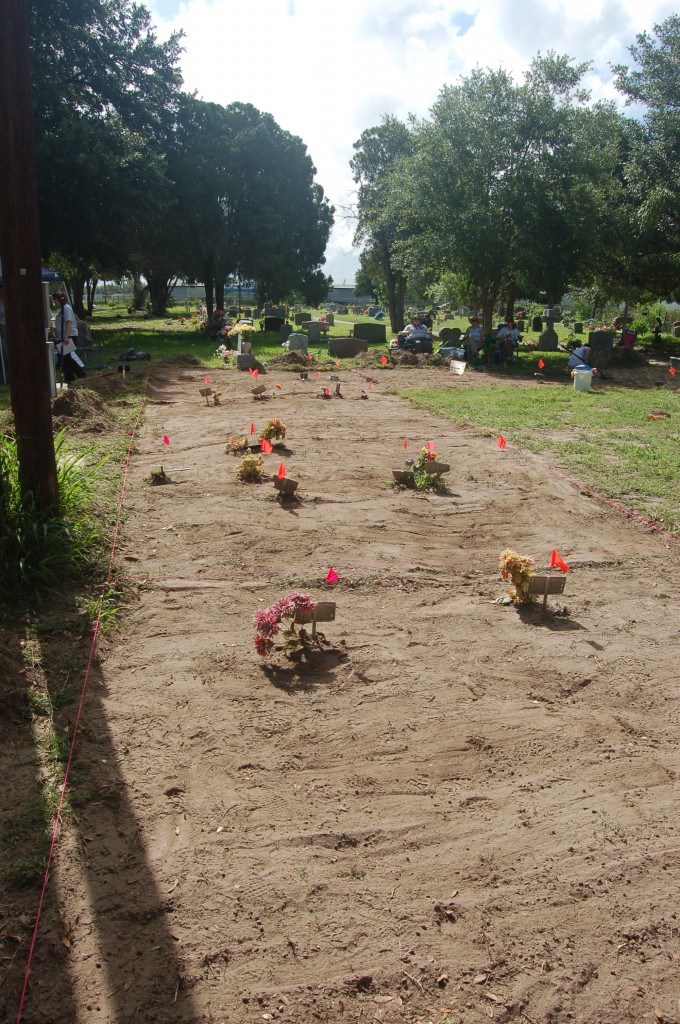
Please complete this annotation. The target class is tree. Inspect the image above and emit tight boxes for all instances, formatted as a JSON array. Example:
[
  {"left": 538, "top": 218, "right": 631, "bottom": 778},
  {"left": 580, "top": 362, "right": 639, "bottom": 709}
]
[
  {"left": 395, "top": 55, "right": 606, "bottom": 331},
  {"left": 351, "top": 117, "right": 414, "bottom": 332},
  {"left": 29, "top": 0, "right": 184, "bottom": 314}
]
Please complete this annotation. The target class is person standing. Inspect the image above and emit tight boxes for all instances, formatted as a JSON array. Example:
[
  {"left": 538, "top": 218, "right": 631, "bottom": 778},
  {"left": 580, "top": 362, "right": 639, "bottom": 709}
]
[{"left": 51, "top": 291, "right": 86, "bottom": 382}]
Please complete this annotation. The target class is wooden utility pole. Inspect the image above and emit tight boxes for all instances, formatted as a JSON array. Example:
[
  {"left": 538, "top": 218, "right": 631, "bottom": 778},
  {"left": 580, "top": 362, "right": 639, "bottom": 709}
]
[{"left": 0, "top": 0, "right": 59, "bottom": 513}]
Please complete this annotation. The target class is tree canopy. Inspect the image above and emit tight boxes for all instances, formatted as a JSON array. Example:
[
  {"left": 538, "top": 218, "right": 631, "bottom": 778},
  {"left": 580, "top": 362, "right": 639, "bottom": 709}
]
[{"left": 26, "top": 0, "right": 333, "bottom": 315}]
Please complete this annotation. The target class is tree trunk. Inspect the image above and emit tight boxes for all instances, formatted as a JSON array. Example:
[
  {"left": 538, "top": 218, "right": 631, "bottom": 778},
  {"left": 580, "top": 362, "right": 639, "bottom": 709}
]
[
  {"left": 85, "top": 275, "right": 98, "bottom": 316},
  {"left": 215, "top": 278, "right": 225, "bottom": 311},
  {"left": 204, "top": 254, "right": 214, "bottom": 318},
  {"left": 145, "top": 272, "right": 176, "bottom": 317},
  {"left": 70, "top": 275, "right": 86, "bottom": 319},
  {"left": 504, "top": 276, "right": 516, "bottom": 323},
  {"left": 132, "top": 272, "right": 149, "bottom": 311},
  {"left": 0, "top": 0, "right": 59, "bottom": 513},
  {"left": 482, "top": 293, "right": 496, "bottom": 336},
  {"left": 386, "top": 268, "right": 407, "bottom": 333},
  {"left": 257, "top": 282, "right": 267, "bottom": 310}
]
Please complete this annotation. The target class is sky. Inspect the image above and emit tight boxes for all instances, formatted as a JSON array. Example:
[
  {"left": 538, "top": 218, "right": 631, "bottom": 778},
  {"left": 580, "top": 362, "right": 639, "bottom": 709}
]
[{"left": 147, "top": 0, "right": 678, "bottom": 285}]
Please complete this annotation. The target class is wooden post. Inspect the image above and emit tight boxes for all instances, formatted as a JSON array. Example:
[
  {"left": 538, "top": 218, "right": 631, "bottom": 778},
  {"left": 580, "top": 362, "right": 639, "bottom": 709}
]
[{"left": 0, "top": 0, "right": 59, "bottom": 513}]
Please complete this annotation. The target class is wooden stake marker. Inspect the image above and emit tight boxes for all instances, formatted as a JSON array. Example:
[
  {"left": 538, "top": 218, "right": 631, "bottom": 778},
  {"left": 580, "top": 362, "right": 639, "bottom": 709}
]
[
  {"left": 251, "top": 384, "right": 267, "bottom": 397},
  {"left": 295, "top": 601, "right": 336, "bottom": 636},
  {"left": 199, "top": 386, "right": 213, "bottom": 405},
  {"left": 273, "top": 476, "right": 299, "bottom": 496},
  {"left": 393, "top": 470, "right": 415, "bottom": 485},
  {"left": 527, "top": 574, "right": 567, "bottom": 609},
  {"left": 423, "top": 460, "right": 450, "bottom": 474}
]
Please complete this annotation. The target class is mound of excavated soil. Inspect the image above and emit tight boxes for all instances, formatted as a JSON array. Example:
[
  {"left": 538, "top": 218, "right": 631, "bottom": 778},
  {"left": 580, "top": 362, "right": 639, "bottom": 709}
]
[{"left": 51, "top": 387, "right": 115, "bottom": 433}]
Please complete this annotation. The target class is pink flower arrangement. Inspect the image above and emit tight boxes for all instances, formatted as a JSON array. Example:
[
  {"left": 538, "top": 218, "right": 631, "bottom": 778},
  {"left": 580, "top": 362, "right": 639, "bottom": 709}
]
[{"left": 253, "top": 592, "right": 316, "bottom": 659}]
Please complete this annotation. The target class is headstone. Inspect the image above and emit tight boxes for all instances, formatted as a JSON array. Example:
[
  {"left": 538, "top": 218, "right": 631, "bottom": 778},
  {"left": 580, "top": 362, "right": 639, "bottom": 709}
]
[
  {"left": 236, "top": 352, "right": 256, "bottom": 369},
  {"left": 287, "top": 333, "right": 308, "bottom": 353},
  {"left": 227, "top": 306, "right": 238, "bottom": 317},
  {"left": 306, "top": 323, "right": 323, "bottom": 344},
  {"left": 367, "top": 305, "right": 379, "bottom": 316},
  {"left": 279, "top": 323, "right": 294, "bottom": 342},
  {"left": 574, "top": 322, "right": 583, "bottom": 334},
  {"left": 537, "top": 323, "right": 558, "bottom": 351},
  {"left": 263, "top": 316, "right": 285, "bottom": 332},
  {"left": 516, "top": 320, "right": 525, "bottom": 332},
  {"left": 244, "top": 308, "right": 252, "bottom": 318},
  {"left": 588, "top": 330, "right": 614, "bottom": 349},
  {"left": 324, "top": 312, "right": 335, "bottom": 326},
  {"left": 531, "top": 316, "right": 543, "bottom": 332},
  {"left": 331, "top": 337, "right": 368, "bottom": 357},
  {"left": 294, "top": 312, "right": 308, "bottom": 326},
  {"left": 353, "top": 322, "right": 387, "bottom": 344}
]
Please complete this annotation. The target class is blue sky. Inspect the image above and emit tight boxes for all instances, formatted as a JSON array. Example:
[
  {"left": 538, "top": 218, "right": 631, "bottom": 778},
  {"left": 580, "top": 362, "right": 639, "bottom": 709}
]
[{"left": 147, "top": 0, "right": 679, "bottom": 284}]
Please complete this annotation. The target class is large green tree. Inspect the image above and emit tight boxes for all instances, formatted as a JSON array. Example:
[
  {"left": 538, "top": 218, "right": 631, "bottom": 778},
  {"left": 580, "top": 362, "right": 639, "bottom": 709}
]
[
  {"left": 351, "top": 117, "right": 414, "bottom": 332},
  {"left": 395, "top": 55, "right": 608, "bottom": 330},
  {"left": 29, "top": 0, "right": 184, "bottom": 314}
]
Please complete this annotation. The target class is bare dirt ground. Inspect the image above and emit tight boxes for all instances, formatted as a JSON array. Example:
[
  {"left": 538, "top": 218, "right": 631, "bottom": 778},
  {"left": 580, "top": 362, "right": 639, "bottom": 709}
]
[{"left": 3, "top": 360, "right": 680, "bottom": 1024}]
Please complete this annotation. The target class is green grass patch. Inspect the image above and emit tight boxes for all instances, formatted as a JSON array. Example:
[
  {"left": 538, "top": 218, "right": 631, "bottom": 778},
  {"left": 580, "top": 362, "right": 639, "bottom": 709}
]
[{"left": 402, "top": 383, "right": 680, "bottom": 535}]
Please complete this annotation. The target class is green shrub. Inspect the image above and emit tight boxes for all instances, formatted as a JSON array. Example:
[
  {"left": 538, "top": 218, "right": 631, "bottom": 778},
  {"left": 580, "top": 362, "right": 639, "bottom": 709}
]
[{"left": 0, "top": 430, "right": 104, "bottom": 600}]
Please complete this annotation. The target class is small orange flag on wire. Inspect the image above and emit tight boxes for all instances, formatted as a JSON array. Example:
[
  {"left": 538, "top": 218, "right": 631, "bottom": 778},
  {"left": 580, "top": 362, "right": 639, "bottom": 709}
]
[
  {"left": 260, "top": 438, "right": 273, "bottom": 454},
  {"left": 550, "top": 549, "right": 569, "bottom": 572},
  {"left": 538, "top": 359, "right": 545, "bottom": 369},
  {"left": 250, "top": 422, "right": 255, "bottom": 435},
  {"left": 380, "top": 355, "right": 388, "bottom": 365},
  {"left": 498, "top": 434, "right": 507, "bottom": 450},
  {"left": 325, "top": 567, "right": 339, "bottom": 583},
  {"left": 252, "top": 369, "right": 259, "bottom": 379},
  {"left": 277, "top": 462, "right": 286, "bottom": 479},
  {"left": 162, "top": 435, "right": 170, "bottom": 445},
  {"left": 671, "top": 367, "right": 677, "bottom": 376},
  {"left": 403, "top": 438, "right": 408, "bottom": 449}
]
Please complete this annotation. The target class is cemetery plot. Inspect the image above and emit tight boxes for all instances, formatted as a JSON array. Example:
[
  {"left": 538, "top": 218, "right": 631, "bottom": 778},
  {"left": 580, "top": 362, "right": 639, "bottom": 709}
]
[{"left": 3, "top": 362, "right": 679, "bottom": 1024}]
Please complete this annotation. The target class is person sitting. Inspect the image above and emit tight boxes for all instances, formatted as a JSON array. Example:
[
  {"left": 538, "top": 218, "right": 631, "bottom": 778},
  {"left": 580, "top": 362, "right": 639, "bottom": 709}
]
[
  {"left": 397, "top": 314, "right": 432, "bottom": 352},
  {"left": 462, "top": 315, "right": 483, "bottom": 360},
  {"left": 496, "top": 319, "right": 522, "bottom": 362},
  {"left": 568, "top": 344, "right": 593, "bottom": 370}
]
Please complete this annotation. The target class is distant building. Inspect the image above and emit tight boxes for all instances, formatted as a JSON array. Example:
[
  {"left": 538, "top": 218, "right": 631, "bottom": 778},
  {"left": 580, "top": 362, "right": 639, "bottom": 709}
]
[{"left": 327, "top": 283, "right": 372, "bottom": 304}]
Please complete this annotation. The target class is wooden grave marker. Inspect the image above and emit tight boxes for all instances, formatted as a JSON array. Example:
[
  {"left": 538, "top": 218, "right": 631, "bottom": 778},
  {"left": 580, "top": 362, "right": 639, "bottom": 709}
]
[
  {"left": 527, "top": 574, "right": 567, "bottom": 609},
  {"left": 295, "top": 601, "right": 336, "bottom": 637}
]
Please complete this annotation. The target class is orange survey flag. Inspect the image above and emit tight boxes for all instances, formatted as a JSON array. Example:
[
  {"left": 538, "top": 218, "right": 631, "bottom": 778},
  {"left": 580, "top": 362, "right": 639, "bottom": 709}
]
[
  {"left": 550, "top": 549, "right": 569, "bottom": 572},
  {"left": 498, "top": 434, "right": 507, "bottom": 450},
  {"left": 277, "top": 462, "right": 286, "bottom": 479},
  {"left": 260, "top": 438, "right": 273, "bottom": 454}
]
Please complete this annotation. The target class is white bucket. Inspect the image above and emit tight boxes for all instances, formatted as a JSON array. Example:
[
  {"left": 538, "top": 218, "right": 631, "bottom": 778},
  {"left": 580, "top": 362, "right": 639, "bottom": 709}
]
[
  {"left": 450, "top": 359, "right": 466, "bottom": 376},
  {"left": 573, "top": 368, "right": 593, "bottom": 392}
]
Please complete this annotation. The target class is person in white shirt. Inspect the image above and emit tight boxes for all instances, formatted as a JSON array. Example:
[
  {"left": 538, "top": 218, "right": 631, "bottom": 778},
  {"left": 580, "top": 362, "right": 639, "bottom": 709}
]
[
  {"left": 51, "top": 291, "right": 86, "bottom": 382},
  {"left": 397, "top": 314, "right": 432, "bottom": 352}
]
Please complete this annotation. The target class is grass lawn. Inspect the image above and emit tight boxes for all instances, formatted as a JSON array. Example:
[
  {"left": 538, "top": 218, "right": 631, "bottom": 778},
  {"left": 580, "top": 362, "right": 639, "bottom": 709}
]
[{"left": 402, "top": 382, "right": 680, "bottom": 536}]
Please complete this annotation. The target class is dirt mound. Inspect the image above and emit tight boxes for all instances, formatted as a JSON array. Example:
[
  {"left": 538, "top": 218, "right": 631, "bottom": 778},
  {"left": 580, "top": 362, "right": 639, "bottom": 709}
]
[
  {"left": 51, "top": 387, "right": 114, "bottom": 433},
  {"left": 164, "top": 353, "right": 202, "bottom": 366},
  {"left": 268, "top": 350, "right": 311, "bottom": 368}
]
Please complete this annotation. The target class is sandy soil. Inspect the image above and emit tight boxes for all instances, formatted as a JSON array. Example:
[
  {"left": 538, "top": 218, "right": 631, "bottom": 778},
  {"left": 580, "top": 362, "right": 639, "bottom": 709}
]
[{"left": 3, "top": 359, "right": 680, "bottom": 1024}]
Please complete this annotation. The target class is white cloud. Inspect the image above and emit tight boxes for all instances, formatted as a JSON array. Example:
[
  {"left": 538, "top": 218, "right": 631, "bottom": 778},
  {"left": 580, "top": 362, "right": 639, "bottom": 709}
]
[{"left": 149, "top": 0, "right": 679, "bottom": 283}]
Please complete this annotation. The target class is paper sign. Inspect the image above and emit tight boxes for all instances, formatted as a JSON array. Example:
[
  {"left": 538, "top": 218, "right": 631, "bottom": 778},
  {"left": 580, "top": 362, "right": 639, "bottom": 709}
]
[
  {"left": 498, "top": 435, "right": 507, "bottom": 450},
  {"left": 325, "top": 567, "right": 339, "bottom": 583},
  {"left": 550, "top": 549, "right": 569, "bottom": 572}
]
